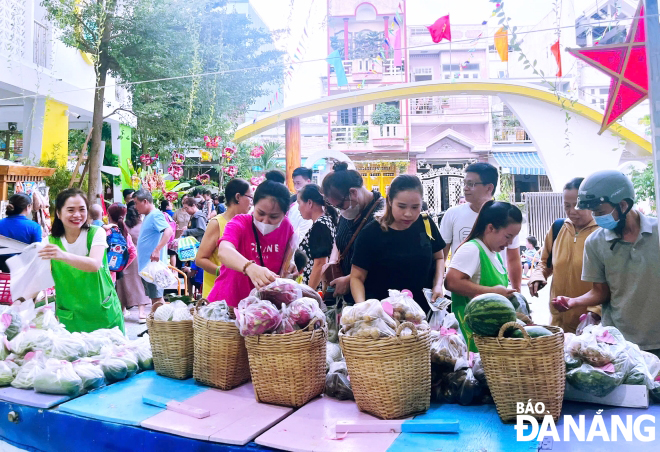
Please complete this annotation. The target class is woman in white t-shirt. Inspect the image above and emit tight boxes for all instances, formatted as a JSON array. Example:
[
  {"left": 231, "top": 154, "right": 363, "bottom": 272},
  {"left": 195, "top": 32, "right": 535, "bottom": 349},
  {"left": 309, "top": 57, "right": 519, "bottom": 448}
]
[
  {"left": 445, "top": 201, "right": 522, "bottom": 352},
  {"left": 38, "top": 188, "right": 124, "bottom": 333}
]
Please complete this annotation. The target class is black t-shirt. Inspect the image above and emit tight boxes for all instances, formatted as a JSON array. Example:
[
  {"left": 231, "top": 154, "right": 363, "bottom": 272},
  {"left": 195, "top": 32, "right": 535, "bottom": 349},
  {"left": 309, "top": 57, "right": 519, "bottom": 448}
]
[
  {"left": 299, "top": 215, "right": 336, "bottom": 289},
  {"left": 351, "top": 215, "right": 445, "bottom": 311}
]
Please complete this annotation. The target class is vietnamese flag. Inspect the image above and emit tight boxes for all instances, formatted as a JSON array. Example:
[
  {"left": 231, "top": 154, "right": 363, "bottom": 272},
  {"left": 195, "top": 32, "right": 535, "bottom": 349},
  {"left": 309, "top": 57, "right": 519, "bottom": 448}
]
[{"left": 428, "top": 15, "right": 451, "bottom": 43}]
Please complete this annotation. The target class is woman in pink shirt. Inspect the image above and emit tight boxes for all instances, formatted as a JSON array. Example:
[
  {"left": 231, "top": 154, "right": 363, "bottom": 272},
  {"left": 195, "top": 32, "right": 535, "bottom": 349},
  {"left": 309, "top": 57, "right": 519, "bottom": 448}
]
[{"left": 208, "top": 179, "right": 296, "bottom": 307}]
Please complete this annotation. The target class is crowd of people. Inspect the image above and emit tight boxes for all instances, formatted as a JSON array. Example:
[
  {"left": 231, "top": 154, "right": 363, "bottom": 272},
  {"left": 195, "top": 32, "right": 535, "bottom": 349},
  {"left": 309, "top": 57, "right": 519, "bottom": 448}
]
[{"left": 0, "top": 160, "right": 657, "bottom": 356}]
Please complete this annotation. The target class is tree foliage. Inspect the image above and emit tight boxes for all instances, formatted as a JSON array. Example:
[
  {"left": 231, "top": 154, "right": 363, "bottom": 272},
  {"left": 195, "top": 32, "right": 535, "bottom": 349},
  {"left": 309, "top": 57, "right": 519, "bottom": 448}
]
[
  {"left": 372, "top": 103, "right": 400, "bottom": 125},
  {"left": 631, "top": 161, "right": 656, "bottom": 208}
]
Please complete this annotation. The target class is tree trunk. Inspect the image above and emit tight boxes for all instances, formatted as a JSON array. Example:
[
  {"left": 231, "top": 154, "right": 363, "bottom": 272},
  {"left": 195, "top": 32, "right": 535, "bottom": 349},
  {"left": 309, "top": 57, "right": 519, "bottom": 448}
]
[{"left": 87, "top": 68, "right": 106, "bottom": 204}]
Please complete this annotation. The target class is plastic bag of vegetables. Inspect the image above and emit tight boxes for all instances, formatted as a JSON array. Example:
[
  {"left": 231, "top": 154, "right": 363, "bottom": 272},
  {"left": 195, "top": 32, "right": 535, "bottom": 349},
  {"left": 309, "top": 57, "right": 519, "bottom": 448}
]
[
  {"left": 325, "top": 367, "right": 353, "bottom": 400},
  {"left": 33, "top": 305, "right": 61, "bottom": 331},
  {"left": 566, "top": 351, "right": 633, "bottom": 397},
  {"left": 99, "top": 355, "right": 129, "bottom": 383},
  {"left": 198, "top": 302, "right": 232, "bottom": 322},
  {"left": 87, "top": 327, "right": 128, "bottom": 347},
  {"left": 567, "top": 325, "right": 626, "bottom": 367},
  {"left": 0, "top": 360, "right": 16, "bottom": 386},
  {"left": 343, "top": 318, "right": 396, "bottom": 339},
  {"left": 139, "top": 261, "right": 177, "bottom": 288},
  {"left": 72, "top": 358, "right": 105, "bottom": 391},
  {"left": 113, "top": 350, "right": 139, "bottom": 378},
  {"left": 0, "top": 307, "right": 22, "bottom": 340},
  {"left": 11, "top": 352, "right": 46, "bottom": 389},
  {"left": 0, "top": 335, "right": 9, "bottom": 361},
  {"left": 47, "top": 332, "right": 88, "bottom": 362},
  {"left": 235, "top": 297, "right": 282, "bottom": 336},
  {"left": 8, "top": 329, "right": 52, "bottom": 357},
  {"left": 576, "top": 311, "right": 601, "bottom": 336},
  {"left": 340, "top": 299, "right": 397, "bottom": 331},
  {"left": 171, "top": 307, "right": 193, "bottom": 321},
  {"left": 430, "top": 326, "right": 467, "bottom": 373},
  {"left": 33, "top": 359, "right": 83, "bottom": 397},
  {"left": 80, "top": 332, "right": 113, "bottom": 357},
  {"left": 622, "top": 342, "right": 657, "bottom": 388},
  {"left": 381, "top": 290, "right": 425, "bottom": 325},
  {"left": 126, "top": 337, "right": 153, "bottom": 371},
  {"left": 252, "top": 278, "right": 303, "bottom": 308},
  {"left": 442, "top": 312, "right": 459, "bottom": 331}
]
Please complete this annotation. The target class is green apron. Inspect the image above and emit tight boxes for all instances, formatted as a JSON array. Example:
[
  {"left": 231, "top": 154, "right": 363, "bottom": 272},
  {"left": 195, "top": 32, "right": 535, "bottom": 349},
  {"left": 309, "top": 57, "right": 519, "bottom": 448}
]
[
  {"left": 452, "top": 239, "right": 509, "bottom": 353},
  {"left": 49, "top": 226, "right": 125, "bottom": 334}
]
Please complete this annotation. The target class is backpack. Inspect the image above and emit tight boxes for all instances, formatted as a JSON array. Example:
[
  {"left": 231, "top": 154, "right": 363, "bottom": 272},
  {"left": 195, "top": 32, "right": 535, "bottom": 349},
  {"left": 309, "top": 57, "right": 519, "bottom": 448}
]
[
  {"left": 546, "top": 218, "right": 566, "bottom": 269},
  {"left": 106, "top": 226, "right": 129, "bottom": 272},
  {"left": 163, "top": 212, "right": 176, "bottom": 245}
]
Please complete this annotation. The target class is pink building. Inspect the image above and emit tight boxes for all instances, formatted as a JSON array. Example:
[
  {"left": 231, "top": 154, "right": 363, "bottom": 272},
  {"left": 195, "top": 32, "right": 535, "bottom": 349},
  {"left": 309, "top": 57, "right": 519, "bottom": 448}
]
[{"left": 325, "top": 0, "right": 495, "bottom": 209}]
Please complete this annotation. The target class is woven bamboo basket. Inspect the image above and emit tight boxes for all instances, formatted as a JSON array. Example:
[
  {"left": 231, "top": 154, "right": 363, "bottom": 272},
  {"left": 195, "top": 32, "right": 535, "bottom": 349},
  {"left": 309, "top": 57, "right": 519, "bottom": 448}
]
[
  {"left": 474, "top": 322, "right": 565, "bottom": 423},
  {"left": 244, "top": 320, "right": 327, "bottom": 408},
  {"left": 193, "top": 301, "right": 250, "bottom": 390},
  {"left": 146, "top": 302, "right": 195, "bottom": 380},
  {"left": 339, "top": 322, "right": 432, "bottom": 419}
]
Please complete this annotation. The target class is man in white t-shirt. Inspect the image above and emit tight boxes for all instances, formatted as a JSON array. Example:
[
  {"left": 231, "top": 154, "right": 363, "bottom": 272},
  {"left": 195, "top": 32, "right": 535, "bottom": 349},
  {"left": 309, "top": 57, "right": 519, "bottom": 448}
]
[
  {"left": 288, "top": 167, "right": 313, "bottom": 247},
  {"left": 440, "top": 162, "right": 522, "bottom": 292}
]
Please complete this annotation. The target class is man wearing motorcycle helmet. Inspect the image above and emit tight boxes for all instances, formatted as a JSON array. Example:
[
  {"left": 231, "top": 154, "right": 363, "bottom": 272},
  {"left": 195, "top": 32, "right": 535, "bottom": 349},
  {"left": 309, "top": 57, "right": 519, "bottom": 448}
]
[{"left": 552, "top": 170, "right": 660, "bottom": 355}]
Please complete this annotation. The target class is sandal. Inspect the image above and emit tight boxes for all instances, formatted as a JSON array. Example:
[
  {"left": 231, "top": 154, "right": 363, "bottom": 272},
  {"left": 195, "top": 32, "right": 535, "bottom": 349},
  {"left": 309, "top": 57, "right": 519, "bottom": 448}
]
[{"left": 138, "top": 317, "right": 147, "bottom": 324}]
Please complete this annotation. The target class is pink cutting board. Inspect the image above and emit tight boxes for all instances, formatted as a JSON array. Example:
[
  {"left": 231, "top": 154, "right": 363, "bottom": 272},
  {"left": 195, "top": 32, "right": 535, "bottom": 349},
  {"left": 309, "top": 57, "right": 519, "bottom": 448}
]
[
  {"left": 140, "top": 383, "right": 293, "bottom": 445},
  {"left": 255, "top": 396, "right": 403, "bottom": 452}
]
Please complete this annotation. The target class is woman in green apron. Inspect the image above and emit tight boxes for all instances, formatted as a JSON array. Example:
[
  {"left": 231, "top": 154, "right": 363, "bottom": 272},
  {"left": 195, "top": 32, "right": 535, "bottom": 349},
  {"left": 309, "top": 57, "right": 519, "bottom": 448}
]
[
  {"left": 38, "top": 188, "right": 124, "bottom": 333},
  {"left": 445, "top": 201, "right": 522, "bottom": 351}
]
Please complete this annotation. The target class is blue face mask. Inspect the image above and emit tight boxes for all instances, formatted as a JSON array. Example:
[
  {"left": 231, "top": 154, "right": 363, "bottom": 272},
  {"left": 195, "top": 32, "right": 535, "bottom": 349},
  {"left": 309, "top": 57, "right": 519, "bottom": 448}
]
[{"left": 594, "top": 211, "right": 619, "bottom": 230}]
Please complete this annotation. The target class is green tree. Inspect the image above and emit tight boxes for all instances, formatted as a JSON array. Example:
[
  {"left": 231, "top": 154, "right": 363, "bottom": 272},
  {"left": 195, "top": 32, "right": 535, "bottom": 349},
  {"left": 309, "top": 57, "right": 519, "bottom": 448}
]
[
  {"left": 631, "top": 162, "right": 656, "bottom": 210},
  {"left": 372, "top": 104, "right": 400, "bottom": 125}
]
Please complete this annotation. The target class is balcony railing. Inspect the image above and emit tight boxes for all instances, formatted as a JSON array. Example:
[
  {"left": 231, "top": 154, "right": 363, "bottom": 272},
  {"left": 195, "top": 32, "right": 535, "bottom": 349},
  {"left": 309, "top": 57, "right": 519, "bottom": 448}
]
[
  {"left": 331, "top": 125, "right": 369, "bottom": 145},
  {"left": 494, "top": 127, "right": 532, "bottom": 143},
  {"left": 332, "top": 58, "right": 404, "bottom": 78},
  {"left": 370, "top": 124, "right": 405, "bottom": 140},
  {"left": 410, "top": 96, "right": 489, "bottom": 115}
]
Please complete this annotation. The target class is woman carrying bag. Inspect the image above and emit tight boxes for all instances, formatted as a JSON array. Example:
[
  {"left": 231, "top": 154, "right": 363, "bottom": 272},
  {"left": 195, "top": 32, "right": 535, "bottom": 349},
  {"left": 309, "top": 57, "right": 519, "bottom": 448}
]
[
  {"left": 445, "top": 201, "right": 522, "bottom": 351},
  {"left": 38, "top": 188, "right": 124, "bottom": 333}
]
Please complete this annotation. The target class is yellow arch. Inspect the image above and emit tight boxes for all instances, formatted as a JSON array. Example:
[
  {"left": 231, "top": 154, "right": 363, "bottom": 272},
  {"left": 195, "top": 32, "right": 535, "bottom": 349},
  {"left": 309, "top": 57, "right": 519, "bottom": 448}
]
[{"left": 234, "top": 80, "right": 650, "bottom": 153}]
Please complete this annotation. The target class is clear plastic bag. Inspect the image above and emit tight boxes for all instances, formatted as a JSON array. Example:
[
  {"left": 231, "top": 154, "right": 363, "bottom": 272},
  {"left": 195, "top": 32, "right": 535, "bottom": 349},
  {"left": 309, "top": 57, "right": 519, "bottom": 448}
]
[
  {"left": 566, "top": 351, "right": 633, "bottom": 397},
  {"left": 198, "top": 302, "right": 232, "bottom": 322},
  {"left": 11, "top": 353, "right": 46, "bottom": 389},
  {"left": 0, "top": 306, "right": 22, "bottom": 340},
  {"left": 8, "top": 329, "right": 52, "bottom": 357},
  {"left": 442, "top": 312, "right": 459, "bottom": 331},
  {"left": 282, "top": 298, "right": 325, "bottom": 330},
  {"left": 328, "top": 360, "right": 347, "bottom": 375},
  {"left": 325, "top": 369, "right": 353, "bottom": 400},
  {"left": 326, "top": 342, "right": 343, "bottom": 363},
  {"left": 428, "top": 309, "right": 447, "bottom": 331},
  {"left": 113, "top": 350, "right": 139, "bottom": 378},
  {"left": 99, "top": 355, "right": 129, "bottom": 383},
  {"left": 126, "top": 337, "right": 153, "bottom": 370},
  {"left": 235, "top": 297, "right": 281, "bottom": 336},
  {"left": 343, "top": 318, "right": 396, "bottom": 339},
  {"left": 0, "top": 360, "right": 15, "bottom": 386},
  {"left": 72, "top": 358, "right": 105, "bottom": 391},
  {"left": 576, "top": 311, "right": 601, "bottom": 336},
  {"left": 47, "top": 332, "right": 88, "bottom": 362},
  {"left": 623, "top": 343, "right": 657, "bottom": 388},
  {"left": 568, "top": 325, "right": 627, "bottom": 367},
  {"left": 252, "top": 278, "right": 303, "bottom": 308},
  {"left": 80, "top": 332, "right": 113, "bottom": 357},
  {"left": 33, "top": 358, "right": 83, "bottom": 397},
  {"left": 139, "top": 261, "right": 177, "bottom": 288},
  {"left": 340, "top": 299, "right": 397, "bottom": 330},
  {"left": 88, "top": 327, "right": 128, "bottom": 346},
  {"left": 0, "top": 335, "right": 9, "bottom": 361},
  {"left": 171, "top": 307, "right": 193, "bottom": 321},
  {"left": 33, "top": 304, "right": 61, "bottom": 331},
  {"left": 430, "top": 327, "right": 467, "bottom": 373},
  {"left": 325, "top": 304, "right": 339, "bottom": 343},
  {"left": 381, "top": 290, "right": 426, "bottom": 325}
]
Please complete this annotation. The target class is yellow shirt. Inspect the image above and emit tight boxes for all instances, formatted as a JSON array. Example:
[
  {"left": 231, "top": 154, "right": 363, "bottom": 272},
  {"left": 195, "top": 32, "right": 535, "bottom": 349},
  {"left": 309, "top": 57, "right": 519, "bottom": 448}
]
[{"left": 202, "top": 214, "right": 228, "bottom": 298}]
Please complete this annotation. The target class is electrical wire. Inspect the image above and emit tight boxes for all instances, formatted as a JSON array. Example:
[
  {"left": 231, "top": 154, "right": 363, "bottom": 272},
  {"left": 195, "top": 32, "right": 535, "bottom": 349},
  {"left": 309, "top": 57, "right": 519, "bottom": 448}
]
[{"left": 0, "top": 13, "right": 652, "bottom": 104}]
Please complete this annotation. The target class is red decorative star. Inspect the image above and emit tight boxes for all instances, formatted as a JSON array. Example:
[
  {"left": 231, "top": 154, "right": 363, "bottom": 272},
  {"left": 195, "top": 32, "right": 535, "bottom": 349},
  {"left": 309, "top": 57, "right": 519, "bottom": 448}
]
[{"left": 567, "top": 1, "right": 648, "bottom": 134}]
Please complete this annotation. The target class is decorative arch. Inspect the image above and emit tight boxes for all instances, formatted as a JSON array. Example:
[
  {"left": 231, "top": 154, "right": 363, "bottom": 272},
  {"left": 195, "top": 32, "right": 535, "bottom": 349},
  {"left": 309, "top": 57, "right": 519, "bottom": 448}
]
[{"left": 355, "top": 3, "right": 378, "bottom": 21}]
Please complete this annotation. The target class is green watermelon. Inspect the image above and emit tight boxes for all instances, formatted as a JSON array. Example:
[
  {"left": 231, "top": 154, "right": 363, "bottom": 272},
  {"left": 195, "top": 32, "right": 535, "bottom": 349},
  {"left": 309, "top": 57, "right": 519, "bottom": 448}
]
[
  {"left": 464, "top": 293, "right": 517, "bottom": 337},
  {"left": 505, "top": 325, "right": 553, "bottom": 339},
  {"left": 508, "top": 293, "right": 531, "bottom": 316}
]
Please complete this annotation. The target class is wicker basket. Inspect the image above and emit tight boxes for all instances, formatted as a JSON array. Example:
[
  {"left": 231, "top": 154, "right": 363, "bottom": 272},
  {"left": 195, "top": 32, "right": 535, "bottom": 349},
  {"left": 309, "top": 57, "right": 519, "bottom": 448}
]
[
  {"left": 146, "top": 302, "right": 194, "bottom": 380},
  {"left": 193, "top": 301, "right": 250, "bottom": 390},
  {"left": 474, "top": 322, "right": 565, "bottom": 423},
  {"left": 339, "top": 322, "right": 432, "bottom": 419},
  {"left": 244, "top": 321, "right": 327, "bottom": 408}
]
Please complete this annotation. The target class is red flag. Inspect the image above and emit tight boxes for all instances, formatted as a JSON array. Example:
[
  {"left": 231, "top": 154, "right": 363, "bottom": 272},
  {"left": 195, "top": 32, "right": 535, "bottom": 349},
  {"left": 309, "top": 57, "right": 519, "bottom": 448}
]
[
  {"left": 551, "top": 39, "right": 562, "bottom": 77},
  {"left": 428, "top": 15, "right": 451, "bottom": 43}
]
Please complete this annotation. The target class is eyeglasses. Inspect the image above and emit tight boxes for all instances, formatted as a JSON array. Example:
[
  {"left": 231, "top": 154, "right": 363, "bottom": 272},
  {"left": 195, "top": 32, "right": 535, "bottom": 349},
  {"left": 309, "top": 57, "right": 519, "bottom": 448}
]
[
  {"left": 464, "top": 182, "right": 486, "bottom": 189},
  {"left": 243, "top": 194, "right": 253, "bottom": 200},
  {"left": 327, "top": 195, "right": 348, "bottom": 210}
]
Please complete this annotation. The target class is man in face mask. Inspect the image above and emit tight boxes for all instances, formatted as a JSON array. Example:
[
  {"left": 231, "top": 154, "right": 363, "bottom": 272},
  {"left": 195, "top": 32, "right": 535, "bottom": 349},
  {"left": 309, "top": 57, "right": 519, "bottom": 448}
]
[
  {"left": 287, "top": 167, "right": 313, "bottom": 247},
  {"left": 552, "top": 170, "right": 660, "bottom": 356}
]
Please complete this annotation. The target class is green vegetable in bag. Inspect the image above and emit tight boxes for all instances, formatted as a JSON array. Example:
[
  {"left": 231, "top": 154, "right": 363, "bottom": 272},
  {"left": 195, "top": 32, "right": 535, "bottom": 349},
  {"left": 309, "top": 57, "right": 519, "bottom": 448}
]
[{"left": 33, "top": 359, "right": 83, "bottom": 397}]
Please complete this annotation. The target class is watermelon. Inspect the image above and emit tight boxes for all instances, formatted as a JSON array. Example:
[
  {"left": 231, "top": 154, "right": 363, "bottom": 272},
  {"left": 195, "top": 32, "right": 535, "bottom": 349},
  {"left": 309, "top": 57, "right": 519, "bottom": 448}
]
[
  {"left": 508, "top": 293, "right": 531, "bottom": 316},
  {"left": 505, "top": 325, "right": 553, "bottom": 339},
  {"left": 464, "top": 293, "right": 517, "bottom": 337}
]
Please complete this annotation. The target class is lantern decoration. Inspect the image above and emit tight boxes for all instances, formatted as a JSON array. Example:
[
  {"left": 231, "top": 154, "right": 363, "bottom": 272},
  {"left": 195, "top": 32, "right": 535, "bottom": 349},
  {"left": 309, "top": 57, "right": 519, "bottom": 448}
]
[
  {"left": 222, "top": 147, "right": 236, "bottom": 160},
  {"left": 196, "top": 174, "right": 211, "bottom": 184},
  {"left": 222, "top": 166, "right": 238, "bottom": 178},
  {"left": 200, "top": 150, "right": 212, "bottom": 162},
  {"left": 172, "top": 152, "right": 185, "bottom": 165},
  {"left": 204, "top": 136, "right": 221, "bottom": 148},
  {"left": 567, "top": 1, "right": 648, "bottom": 134},
  {"left": 164, "top": 191, "right": 179, "bottom": 202},
  {"left": 140, "top": 153, "right": 157, "bottom": 166},
  {"left": 250, "top": 145, "right": 265, "bottom": 158},
  {"left": 250, "top": 175, "right": 265, "bottom": 186},
  {"left": 168, "top": 163, "right": 183, "bottom": 180}
]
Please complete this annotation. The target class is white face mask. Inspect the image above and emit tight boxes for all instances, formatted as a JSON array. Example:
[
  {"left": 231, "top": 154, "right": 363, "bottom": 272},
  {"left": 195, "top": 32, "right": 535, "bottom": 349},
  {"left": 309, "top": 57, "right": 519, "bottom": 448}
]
[
  {"left": 340, "top": 195, "right": 360, "bottom": 220},
  {"left": 253, "top": 217, "right": 282, "bottom": 235}
]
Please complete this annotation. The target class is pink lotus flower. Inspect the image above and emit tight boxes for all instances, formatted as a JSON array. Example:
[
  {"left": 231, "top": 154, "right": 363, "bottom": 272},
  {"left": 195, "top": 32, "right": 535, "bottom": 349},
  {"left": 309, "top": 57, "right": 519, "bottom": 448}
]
[
  {"left": 250, "top": 146, "right": 265, "bottom": 158},
  {"left": 223, "top": 166, "right": 238, "bottom": 178}
]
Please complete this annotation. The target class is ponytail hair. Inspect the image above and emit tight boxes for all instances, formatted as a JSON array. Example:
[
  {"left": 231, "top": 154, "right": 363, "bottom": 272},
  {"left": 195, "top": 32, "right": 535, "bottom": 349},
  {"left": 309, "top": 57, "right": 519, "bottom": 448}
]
[
  {"left": 108, "top": 203, "right": 128, "bottom": 238},
  {"left": 299, "top": 184, "right": 338, "bottom": 225},
  {"left": 463, "top": 201, "right": 523, "bottom": 245},
  {"left": 378, "top": 175, "right": 423, "bottom": 231},
  {"left": 6, "top": 193, "right": 32, "bottom": 216},
  {"left": 321, "top": 161, "right": 363, "bottom": 203}
]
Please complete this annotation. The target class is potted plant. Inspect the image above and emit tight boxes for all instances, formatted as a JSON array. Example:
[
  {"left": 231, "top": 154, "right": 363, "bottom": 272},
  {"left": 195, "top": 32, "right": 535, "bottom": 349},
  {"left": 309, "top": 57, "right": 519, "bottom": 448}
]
[{"left": 371, "top": 104, "right": 401, "bottom": 134}]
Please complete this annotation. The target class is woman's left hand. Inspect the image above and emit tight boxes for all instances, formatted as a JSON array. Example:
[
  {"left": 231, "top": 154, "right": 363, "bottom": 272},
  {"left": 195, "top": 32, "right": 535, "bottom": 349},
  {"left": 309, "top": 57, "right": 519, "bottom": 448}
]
[
  {"left": 38, "top": 244, "right": 66, "bottom": 261},
  {"left": 431, "top": 284, "right": 444, "bottom": 302}
]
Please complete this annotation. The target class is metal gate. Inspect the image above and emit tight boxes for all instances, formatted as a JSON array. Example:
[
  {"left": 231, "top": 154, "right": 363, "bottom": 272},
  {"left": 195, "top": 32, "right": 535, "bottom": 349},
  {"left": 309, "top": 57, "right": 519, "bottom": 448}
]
[
  {"left": 524, "top": 192, "right": 564, "bottom": 241},
  {"left": 419, "top": 163, "right": 465, "bottom": 215}
]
